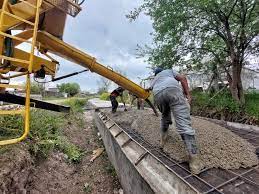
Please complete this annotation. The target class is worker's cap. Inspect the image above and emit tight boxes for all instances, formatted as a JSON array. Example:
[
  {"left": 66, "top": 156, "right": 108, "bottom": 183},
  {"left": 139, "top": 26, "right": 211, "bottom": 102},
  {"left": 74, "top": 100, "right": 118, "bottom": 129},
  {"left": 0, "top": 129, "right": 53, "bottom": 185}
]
[{"left": 153, "top": 67, "right": 163, "bottom": 75}]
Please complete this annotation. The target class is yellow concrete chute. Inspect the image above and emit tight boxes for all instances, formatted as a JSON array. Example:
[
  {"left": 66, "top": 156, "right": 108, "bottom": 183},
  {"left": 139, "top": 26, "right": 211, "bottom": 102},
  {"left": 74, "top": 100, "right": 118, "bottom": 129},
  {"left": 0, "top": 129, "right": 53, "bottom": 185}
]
[{"left": 36, "top": 31, "right": 151, "bottom": 99}]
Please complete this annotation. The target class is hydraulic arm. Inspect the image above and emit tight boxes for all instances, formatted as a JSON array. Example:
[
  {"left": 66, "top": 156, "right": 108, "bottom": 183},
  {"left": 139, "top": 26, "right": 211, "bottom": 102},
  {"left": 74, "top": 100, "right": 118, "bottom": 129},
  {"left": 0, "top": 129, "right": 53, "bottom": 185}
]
[{"left": 36, "top": 31, "right": 151, "bottom": 100}]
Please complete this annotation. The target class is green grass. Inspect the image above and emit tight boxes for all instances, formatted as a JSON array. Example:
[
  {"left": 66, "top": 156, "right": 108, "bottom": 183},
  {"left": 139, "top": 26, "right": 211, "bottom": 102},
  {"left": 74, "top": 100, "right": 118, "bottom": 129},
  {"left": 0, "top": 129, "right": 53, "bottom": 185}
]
[
  {"left": 105, "top": 163, "right": 117, "bottom": 177},
  {"left": 62, "top": 98, "right": 88, "bottom": 113},
  {"left": 0, "top": 98, "right": 87, "bottom": 162},
  {"left": 99, "top": 92, "right": 110, "bottom": 101},
  {"left": 245, "top": 92, "right": 259, "bottom": 118},
  {"left": 191, "top": 91, "right": 259, "bottom": 119},
  {"left": 55, "top": 136, "right": 83, "bottom": 163},
  {"left": 83, "top": 183, "right": 92, "bottom": 193}
]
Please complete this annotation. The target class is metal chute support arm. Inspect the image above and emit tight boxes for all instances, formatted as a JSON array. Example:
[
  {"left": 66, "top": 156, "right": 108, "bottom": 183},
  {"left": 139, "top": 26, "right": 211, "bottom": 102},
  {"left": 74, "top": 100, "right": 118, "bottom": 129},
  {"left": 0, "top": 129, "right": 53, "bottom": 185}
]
[{"left": 36, "top": 31, "right": 151, "bottom": 100}]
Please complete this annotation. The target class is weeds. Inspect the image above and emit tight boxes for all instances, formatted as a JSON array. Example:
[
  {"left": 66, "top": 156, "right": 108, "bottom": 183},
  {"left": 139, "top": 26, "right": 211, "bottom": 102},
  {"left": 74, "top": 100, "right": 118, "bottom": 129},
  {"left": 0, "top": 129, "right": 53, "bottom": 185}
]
[
  {"left": 191, "top": 91, "right": 259, "bottom": 124},
  {"left": 83, "top": 183, "right": 92, "bottom": 193},
  {"left": 99, "top": 92, "right": 110, "bottom": 101},
  {"left": 0, "top": 97, "right": 88, "bottom": 163},
  {"left": 62, "top": 98, "right": 88, "bottom": 113},
  {"left": 245, "top": 92, "right": 259, "bottom": 118},
  {"left": 55, "top": 136, "right": 83, "bottom": 163},
  {"left": 105, "top": 163, "right": 117, "bottom": 177}
]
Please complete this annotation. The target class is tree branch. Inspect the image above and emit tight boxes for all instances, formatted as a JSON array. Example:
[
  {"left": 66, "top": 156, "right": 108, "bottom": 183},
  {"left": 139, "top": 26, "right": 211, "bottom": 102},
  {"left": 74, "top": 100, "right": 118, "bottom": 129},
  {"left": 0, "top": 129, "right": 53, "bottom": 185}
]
[{"left": 227, "top": 0, "right": 238, "bottom": 18}]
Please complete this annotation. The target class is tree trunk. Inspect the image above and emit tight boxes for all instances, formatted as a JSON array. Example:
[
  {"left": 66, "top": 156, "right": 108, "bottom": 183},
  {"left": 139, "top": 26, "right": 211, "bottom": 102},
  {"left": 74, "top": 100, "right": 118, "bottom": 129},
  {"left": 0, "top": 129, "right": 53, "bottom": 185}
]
[{"left": 229, "top": 60, "right": 245, "bottom": 104}]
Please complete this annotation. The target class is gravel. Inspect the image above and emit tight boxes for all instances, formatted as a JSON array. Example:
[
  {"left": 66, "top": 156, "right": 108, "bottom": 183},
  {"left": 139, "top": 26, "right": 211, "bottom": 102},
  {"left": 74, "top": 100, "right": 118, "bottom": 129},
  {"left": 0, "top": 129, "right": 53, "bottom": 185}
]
[{"left": 104, "top": 109, "right": 258, "bottom": 172}]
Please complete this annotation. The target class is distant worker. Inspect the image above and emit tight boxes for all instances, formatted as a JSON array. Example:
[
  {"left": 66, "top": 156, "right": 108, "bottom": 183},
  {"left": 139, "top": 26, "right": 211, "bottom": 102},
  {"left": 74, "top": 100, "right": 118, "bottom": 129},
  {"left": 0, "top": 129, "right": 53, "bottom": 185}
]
[
  {"left": 110, "top": 87, "right": 127, "bottom": 113},
  {"left": 130, "top": 93, "right": 144, "bottom": 110},
  {"left": 147, "top": 67, "right": 202, "bottom": 174}
]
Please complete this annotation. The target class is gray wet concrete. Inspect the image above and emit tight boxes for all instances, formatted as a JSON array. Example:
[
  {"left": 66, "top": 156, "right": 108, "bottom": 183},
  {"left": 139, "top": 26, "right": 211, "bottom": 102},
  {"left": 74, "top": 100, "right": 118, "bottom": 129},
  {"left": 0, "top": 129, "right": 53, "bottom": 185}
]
[{"left": 104, "top": 109, "right": 258, "bottom": 173}]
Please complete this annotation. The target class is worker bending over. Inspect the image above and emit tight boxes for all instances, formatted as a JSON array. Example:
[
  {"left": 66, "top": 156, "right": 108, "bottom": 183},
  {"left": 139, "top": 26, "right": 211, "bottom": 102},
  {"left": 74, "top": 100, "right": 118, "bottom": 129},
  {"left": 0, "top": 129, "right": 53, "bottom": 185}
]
[
  {"left": 148, "top": 67, "right": 201, "bottom": 174},
  {"left": 110, "top": 87, "right": 127, "bottom": 113}
]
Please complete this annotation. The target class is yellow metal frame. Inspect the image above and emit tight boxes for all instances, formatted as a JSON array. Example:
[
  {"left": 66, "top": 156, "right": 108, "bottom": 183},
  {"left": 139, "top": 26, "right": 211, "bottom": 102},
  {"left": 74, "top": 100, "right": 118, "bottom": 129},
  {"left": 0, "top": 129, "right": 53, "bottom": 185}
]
[
  {"left": 0, "top": 83, "right": 24, "bottom": 89},
  {"left": 0, "top": 0, "right": 151, "bottom": 146},
  {"left": 0, "top": 110, "right": 25, "bottom": 115},
  {"left": 11, "top": 48, "right": 57, "bottom": 75},
  {"left": 0, "top": 0, "right": 42, "bottom": 146},
  {"left": 1, "top": 72, "right": 27, "bottom": 79}
]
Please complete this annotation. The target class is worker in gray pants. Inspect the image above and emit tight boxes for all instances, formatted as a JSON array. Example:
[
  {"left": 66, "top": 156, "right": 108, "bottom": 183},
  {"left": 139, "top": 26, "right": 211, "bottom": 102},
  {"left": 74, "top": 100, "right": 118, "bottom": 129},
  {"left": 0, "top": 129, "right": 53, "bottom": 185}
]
[{"left": 148, "top": 67, "right": 202, "bottom": 174}]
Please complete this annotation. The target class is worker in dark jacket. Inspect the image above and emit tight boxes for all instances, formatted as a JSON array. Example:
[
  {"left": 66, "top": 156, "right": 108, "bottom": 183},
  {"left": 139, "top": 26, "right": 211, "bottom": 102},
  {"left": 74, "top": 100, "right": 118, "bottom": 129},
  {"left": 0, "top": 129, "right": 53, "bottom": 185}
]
[
  {"left": 148, "top": 67, "right": 202, "bottom": 174},
  {"left": 110, "top": 87, "right": 127, "bottom": 113}
]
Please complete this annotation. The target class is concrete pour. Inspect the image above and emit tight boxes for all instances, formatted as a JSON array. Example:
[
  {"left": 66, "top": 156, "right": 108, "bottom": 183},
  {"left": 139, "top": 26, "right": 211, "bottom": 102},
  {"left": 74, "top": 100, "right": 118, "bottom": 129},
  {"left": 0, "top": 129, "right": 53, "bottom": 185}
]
[{"left": 104, "top": 109, "right": 258, "bottom": 173}]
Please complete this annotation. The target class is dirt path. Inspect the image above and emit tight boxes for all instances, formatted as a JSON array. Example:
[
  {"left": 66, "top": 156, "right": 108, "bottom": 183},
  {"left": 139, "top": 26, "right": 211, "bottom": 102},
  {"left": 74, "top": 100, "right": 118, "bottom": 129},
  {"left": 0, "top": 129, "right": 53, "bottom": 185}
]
[{"left": 0, "top": 111, "right": 121, "bottom": 194}]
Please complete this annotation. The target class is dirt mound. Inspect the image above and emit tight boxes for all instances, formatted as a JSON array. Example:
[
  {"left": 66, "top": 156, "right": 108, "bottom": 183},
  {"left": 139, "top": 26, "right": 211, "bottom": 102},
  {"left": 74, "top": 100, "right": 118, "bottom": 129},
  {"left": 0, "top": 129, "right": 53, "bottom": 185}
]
[
  {"left": 0, "top": 144, "right": 33, "bottom": 193},
  {"left": 26, "top": 111, "right": 121, "bottom": 194},
  {"left": 105, "top": 109, "right": 258, "bottom": 172},
  {"left": 0, "top": 111, "right": 121, "bottom": 194}
]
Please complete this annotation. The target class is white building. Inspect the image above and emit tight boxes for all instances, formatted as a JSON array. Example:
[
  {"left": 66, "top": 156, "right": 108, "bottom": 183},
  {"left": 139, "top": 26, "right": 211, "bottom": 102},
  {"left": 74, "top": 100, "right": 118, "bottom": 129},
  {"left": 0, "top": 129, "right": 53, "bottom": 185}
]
[{"left": 186, "top": 67, "right": 259, "bottom": 91}]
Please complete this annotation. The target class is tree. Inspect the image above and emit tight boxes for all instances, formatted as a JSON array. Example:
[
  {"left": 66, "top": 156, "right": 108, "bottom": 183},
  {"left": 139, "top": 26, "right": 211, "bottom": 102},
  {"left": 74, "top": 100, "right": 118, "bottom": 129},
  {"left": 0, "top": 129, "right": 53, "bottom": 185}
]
[
  {"left": 97, "top": 77, "right": 111, "bottom": 94},
  {"left": 97, "top": 66, "right": 127, "bottom": 94},
  {"left": 23, "top": 81, "right": 44, "bottom": 94},
  {"left": 57, "top": 83, "right": 80, "bottom": 97},
  {"left": 30, "top": 82, "right": 44, "bottom": 94},
  {"left": 128, "top": 0, "right": 259, "bottom": 104}
]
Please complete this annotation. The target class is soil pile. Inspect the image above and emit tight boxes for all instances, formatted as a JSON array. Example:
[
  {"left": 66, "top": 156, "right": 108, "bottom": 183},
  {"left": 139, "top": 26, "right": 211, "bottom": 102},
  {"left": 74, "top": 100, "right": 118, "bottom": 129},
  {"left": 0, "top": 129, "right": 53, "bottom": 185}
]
[
  {"left": 0, "top": 111, "right": 121, "bottom": 194},
  {"left": 0, "top": 144, "right": 33, "bottom": 193},
  {"left": 104, "top": 109, "right": 258, "bottom": 172}
]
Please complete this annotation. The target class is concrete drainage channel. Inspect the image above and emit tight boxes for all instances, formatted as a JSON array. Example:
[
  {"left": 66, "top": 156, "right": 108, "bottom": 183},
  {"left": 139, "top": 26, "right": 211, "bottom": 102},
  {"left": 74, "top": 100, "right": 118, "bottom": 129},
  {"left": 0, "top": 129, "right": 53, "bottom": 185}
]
[{"left": 94, "top": 110, "right": 259, "bottom": 194}]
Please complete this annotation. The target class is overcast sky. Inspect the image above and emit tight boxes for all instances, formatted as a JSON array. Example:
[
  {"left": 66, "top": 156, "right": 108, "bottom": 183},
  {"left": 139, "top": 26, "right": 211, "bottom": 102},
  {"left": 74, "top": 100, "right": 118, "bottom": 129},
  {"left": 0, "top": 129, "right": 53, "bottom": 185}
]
[{"left": 51, "top": 0, "right": 153, "bottom": 92}]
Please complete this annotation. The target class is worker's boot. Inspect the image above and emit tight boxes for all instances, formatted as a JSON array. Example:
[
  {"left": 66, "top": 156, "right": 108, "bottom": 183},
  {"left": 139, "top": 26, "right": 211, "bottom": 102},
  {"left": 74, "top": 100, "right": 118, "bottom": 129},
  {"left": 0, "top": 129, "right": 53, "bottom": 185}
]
[
  {"left": 181, "top": 134, "right": 203, "bottom": 174},
  {"left": 160, "top": 130, "right": 168, "bottom": 149}
]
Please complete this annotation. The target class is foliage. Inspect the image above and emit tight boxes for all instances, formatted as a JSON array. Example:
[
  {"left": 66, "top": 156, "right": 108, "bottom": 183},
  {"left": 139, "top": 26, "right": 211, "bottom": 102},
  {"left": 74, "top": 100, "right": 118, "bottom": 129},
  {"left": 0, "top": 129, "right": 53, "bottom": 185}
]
[
  {"left": 28, "top": 110, "right": 83, "bottom": 162},
  {"left": 128, "top": 0, "right": 259, "bottom": 103},
  {"left": 62, "top": 98, "right": 88, "bottom": 113},
  {"left": 0, "top": 114, "right": 23, "bottom": 139},
  {"left": 22, "top": 81, "right": 44, "bottom": 94},
  {"left": 99, "top": 91, "right": 132, "bottom": 104},
  {"left": 105, "top": 163, "right": 117, "bottom": 177},
  {"left": 192, "top": 91, "right": 240, "bottom": 113},
  {"left": 191, "top": 91, "right": 259, "bottom": 123},
  {"left": 97, "top": 77, "right": 111, "bottom": 94},
  {"left": 83, "top": 183, "right": 92, "bottom": 193},
  {"left": 55, "top": 136, "right": 83, "bottom": 163},
  {"left": 0, "top": 108, "right": 85, "bottom": 162},
  {"left": 99, "top": 92, "right": 110, "bottom": 101},
  {"left": 58, "top": 83, "right": 80, "bottom": 97},
  {"left": 245, "top": 92, "right": 259, "bottom": 118},
  {"left": 30, "top": 82, "right": 44, "bottom": 94}
]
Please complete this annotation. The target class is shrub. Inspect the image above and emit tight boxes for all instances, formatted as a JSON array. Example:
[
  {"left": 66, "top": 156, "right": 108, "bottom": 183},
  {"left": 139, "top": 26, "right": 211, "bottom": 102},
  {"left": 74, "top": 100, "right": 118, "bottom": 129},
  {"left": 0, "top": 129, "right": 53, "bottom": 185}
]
[
  {"left": 100, "top": 92, "right": 110, "bottom": 101},
  {"left": 191, "top": 91, "right": 259, "bottom": 119},
  {"left": 0, "top": 108, "right": 84, "bottom": 162},
  {"left": 245, "top": 92, "right": 259, "bottom": 118},
  {"left": 63, "top": 98, "right": 88, "bottom": 112}
]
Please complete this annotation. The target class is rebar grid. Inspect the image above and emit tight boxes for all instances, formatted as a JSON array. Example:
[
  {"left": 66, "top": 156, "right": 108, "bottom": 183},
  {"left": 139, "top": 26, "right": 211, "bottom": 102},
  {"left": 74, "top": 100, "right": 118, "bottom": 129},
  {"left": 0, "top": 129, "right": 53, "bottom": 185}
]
[{"left": 98, "top": 112, "right": 259, "bottom": 194}]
